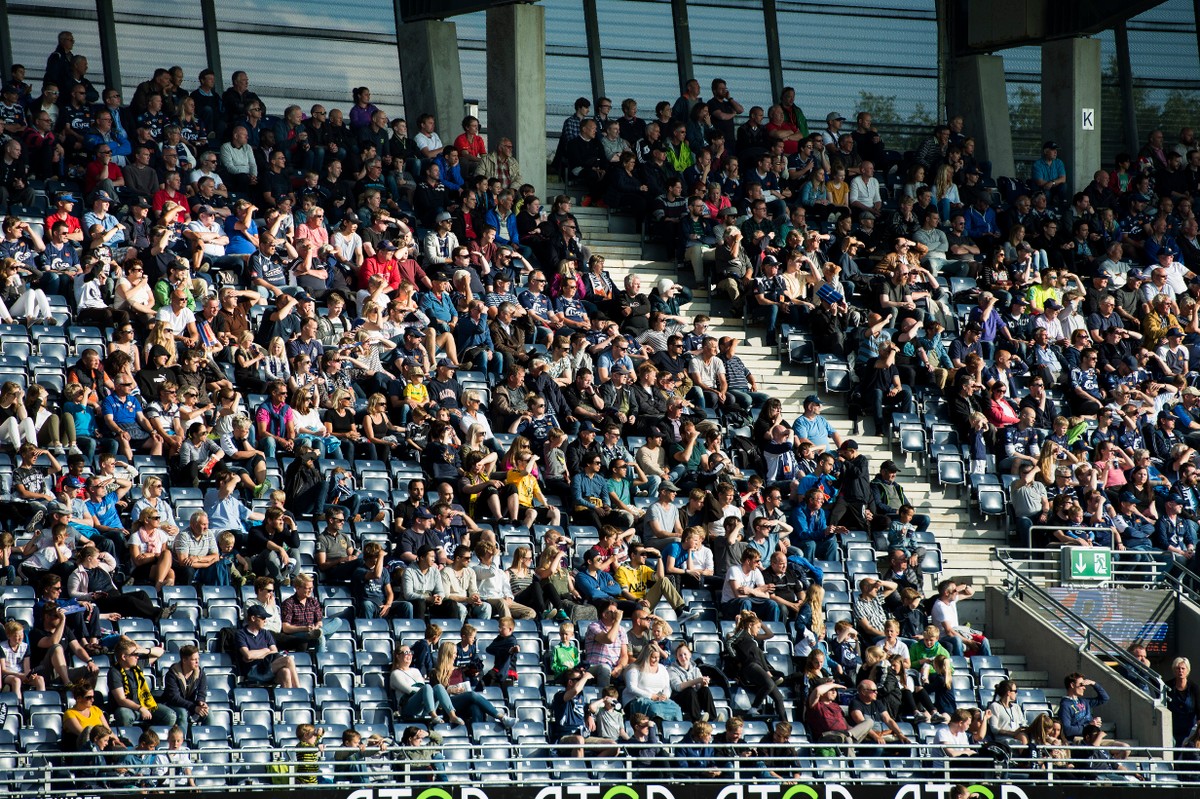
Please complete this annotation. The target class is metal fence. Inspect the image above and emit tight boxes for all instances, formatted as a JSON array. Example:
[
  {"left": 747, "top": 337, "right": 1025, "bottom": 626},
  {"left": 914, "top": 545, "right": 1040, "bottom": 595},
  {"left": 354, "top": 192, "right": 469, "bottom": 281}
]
[
  {"left": 14, "top": 741, "right": 1200, "bottom": 793},
  {"left": 994, "top": 544, "right": 1168, "bottom": 700}
]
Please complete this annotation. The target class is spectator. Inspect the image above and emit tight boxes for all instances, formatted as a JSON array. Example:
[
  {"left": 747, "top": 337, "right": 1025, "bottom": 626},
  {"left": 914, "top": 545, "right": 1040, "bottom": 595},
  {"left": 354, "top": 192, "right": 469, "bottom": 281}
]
[
  {"left": 235, "top": 604, "right": 300, "bottom": 687},
  {"left": 1058, "top": 672, "right": 1109, "bottom": 739},
  {"left": 931, "top": 579, "right": 991, "bottom": 657},
  {"left": 161, "top": 644, "right": 207, "bottom": 741},
  {"left": 108, "top": 637, "right": 177, "bottom": 729}
]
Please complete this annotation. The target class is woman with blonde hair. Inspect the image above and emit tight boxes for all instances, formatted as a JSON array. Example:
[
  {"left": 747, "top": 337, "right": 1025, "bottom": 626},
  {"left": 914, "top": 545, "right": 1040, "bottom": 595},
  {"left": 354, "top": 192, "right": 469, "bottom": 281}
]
[
  {"left": 507, "top": 544, "right": 570, "bottom": 620},
  {"left": 232, "top": 330, "right": 266, "bottom": 392},
  {"left": 431, "top": 640, "right": 514, "bottom": 728},
  {"left": 291, "top": 388, "right": 339, "bottom": 457},
  {"left": 362, "top": 392, "right": 404, "bottom": 460},
  {"left": 129, "top": 507, "right": 175, "bottom": 590},
  {"left": 726, "top": 610, "right": 787, "bottom": 720},
  {"left": 23, "top": 384, "right": 64, "bottom": 453},
  {"left": 623, "top": 643, "right": 684, "bottom": 721},
  {"left": 143, "top": 323, "right": 178, "bottom": 368},
  {"left": 262, "top": 336, "right": 291, "bottom": 383},
  {"left": 323, "top": 388, "right": 363, "bottom": 460},
  {"left": 389, "top": 645, "right": 462, "bottom": 725},
  {"left": 931, "top": 163, "right": 961, "bottom": 221},
  {"left": 803, "top": 581, "right": 826, "bottom": 640},
  {"left": 113, "top": 261, "right": 156, "bottom": 334}
]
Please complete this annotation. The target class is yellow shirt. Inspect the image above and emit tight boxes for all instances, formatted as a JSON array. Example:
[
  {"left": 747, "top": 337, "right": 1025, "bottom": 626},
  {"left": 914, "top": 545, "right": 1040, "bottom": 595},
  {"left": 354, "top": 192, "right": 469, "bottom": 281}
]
[
  {"left": 405, "top": 382, "right": 430, "bottom": 405},
  {"left": 614, "top": 563, "right": 656, "bottom": 600},
  {"left": 505, "top": 471, "right": 543, "bottom": 508}
]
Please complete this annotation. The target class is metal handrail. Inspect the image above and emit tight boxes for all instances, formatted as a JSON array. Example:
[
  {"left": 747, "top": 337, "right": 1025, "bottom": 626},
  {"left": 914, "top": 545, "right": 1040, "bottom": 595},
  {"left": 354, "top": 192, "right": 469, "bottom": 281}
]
[
  {"left": 1003, "top": 531, "right": 1171, "bottom": 587},
  {"left": 16, "top": 741, "right": 1195, "bottom": 793},
  {"left": 995, "top": 546, "right": 1168, "bottom": 702}
]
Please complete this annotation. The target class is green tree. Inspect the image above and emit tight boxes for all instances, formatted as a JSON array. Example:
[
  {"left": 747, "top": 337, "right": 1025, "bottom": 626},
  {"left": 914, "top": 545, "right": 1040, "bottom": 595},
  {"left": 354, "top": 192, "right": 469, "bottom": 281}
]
[{"left": 857, "top": 91, "right": 937, "bottom": 151}]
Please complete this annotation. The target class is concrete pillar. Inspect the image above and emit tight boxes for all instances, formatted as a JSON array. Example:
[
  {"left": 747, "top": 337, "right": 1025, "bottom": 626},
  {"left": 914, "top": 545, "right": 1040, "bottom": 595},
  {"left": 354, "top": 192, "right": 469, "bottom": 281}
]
[
  {"left": 947, "top": 54, "right": 1014, "bottom": 182},
  {"left": 95, "top": 0, "right": 122, "bottom": 92},
  {"left": 486, "top": 4, "right": 546, "bottom": 196},
  {"left": 395, "top": 18, "right": 465, "bottom": 147},
  {"left": 200, "top": 0, "right": 223, "bottom": 89},
  {"left": 762, "top": 0, "right": 784, "bottom": 103},
  {"left": 1041, "top": 37, "right": 1101, "bottom": 195},
  {"left": 582, "top": 0, "right": 605, "bottom": 103},
  {"left": 0, "top": 0, "right": 12, "bottom": 78},
  {"left": 1114, "top": 22, "right": 1139, "bottom": 156}
]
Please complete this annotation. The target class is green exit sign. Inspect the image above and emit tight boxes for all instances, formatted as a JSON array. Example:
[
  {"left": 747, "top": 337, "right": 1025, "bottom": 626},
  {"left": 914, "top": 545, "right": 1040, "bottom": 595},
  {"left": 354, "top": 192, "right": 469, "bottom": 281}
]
[{"left": 1062, "top": 548, "right": 1112, "bottom": 581}]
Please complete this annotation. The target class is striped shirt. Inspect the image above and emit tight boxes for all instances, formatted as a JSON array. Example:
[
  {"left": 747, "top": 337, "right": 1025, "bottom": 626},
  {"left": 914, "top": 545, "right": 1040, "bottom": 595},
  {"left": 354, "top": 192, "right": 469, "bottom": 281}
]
[{"left": 722, "top": 355, "right": 752, "bottom": 390}]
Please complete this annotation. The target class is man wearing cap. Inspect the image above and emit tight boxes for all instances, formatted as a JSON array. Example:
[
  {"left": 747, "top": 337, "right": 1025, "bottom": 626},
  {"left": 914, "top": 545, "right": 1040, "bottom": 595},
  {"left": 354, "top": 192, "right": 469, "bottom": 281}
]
[
  {"left": 81, "top": 190, "right": 125, "bottom": 251},
  {"left": 792, "top": 395, "right": 842, "bottom": 453},
  {"left": 423, "top": 210, "right": 459, "bottom": 266},
  {"left": 1032, "top": 141, "right": 1069, "bottom": 207},
  {"left": 964, "top": 193, "right": 1001, "bottom": 247},
  {"left": 42, "top": 193, "right": 83, "bottom": 246},
  {"left": 237, "top": 604, "right": 300, "bottom": 688},
  {"left": 1155, "top": 494, "right": 1198, "bottom": 575}
]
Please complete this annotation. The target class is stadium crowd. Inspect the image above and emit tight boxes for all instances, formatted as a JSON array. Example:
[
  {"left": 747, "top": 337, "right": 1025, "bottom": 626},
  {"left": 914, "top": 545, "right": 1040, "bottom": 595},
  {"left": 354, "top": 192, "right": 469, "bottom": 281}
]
[{"left": 0, "top": 26, "right": 1196, "bottom": 787}]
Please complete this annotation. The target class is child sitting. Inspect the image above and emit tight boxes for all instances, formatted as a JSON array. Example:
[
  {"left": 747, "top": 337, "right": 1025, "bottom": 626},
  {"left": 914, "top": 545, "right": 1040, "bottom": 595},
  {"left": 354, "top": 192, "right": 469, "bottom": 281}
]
[
  {"left": 549, "top": 621, "right": 580, "bottom": 683},
  {"left": 485, "top": 616, "right": 519, "bottom": 686}
]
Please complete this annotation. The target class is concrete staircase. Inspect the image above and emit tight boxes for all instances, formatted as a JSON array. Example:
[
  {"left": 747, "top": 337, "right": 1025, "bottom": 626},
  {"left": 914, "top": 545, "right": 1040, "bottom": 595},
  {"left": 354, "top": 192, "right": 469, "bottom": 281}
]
[{"left": 561, "top": 190, "right": 1059, "bottom": 705}]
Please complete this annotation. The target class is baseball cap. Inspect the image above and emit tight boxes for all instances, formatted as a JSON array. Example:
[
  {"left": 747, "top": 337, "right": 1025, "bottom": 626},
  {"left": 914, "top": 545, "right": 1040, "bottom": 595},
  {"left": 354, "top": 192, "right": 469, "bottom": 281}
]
[
  {"left": 963, "top": 166, "right": 980, "bottom": 176},
  {"left": 646, "top": 426, "right": 664, "bottom": 438},
  {"left": 377, "top": 240, "right": 398, "bottom": 251},
  {"left": 48, "top": 501, "right": 70, "bottom": 515},
  {"left": 761, "top": 255, "right": 780, "bottom": 267},
  {"left": 91, "top": 190, "right": 113, "bottom": 203},
  {"left": 294, "top": 291, "right": 314, "bottom": 303},
  {"left": 437, "top": 358, "right": 456, "bottom": 370},
  {"left": 403, "top": 327, "right": 420, "bottom": 338},
  {"left": 841, "top": 439, "right": 859, "bottom": 451},
  {"left": 1042, "top": 140, "right": 1059, "bottom": 150},
  {"left": 963, "top": 321, "right": 983, "bottom": 333},
  {"left": 826, "top": 112, "right": 846, "bottom": 123},
  {"left": 195, "top": 204, "right": 215, "bottom": 216},
  {"left": 246, "top": 605, "right": 271, "bottom": 620},
  {"left": 131, "top": 196, "right": 151, "bottom": 209},
  {"left": 804, "top": 394, "right": 822, "bottom": 406},
  {"left": 1132, "top": 193, "right": 1152, "bottom": 204},
  {"left": 435, "top": 211, "right": 453, "bottom": 223},
  {"left": 1010, "top": 296, "right": 1029, "bottom": 306},
  {"left": 1119, "top": 491, "right": 1139, "bottom": 504},
  {"left": 578, "top": 421, "right": 597, "bottom": 433},
  {"left": 611, "top": 365, "right": 630, "bottom": 376},
  {"left": 415, "top": 506, "right": 434, "bottom": 520},
  {"left": 659, "top": 480, "right": 681, "bottom": 493},
  {"left": 1043, "top": 299, "right": 1062, "bottom": 311},
  {"left": 1168, "top": 327, "right": 1184, "bottom": 337},
  {"left": 55, "top": 192, "right": 78, "bottom": 203},
  {"left": 719, "top": 206, "right": 738, "bottom": 217}
]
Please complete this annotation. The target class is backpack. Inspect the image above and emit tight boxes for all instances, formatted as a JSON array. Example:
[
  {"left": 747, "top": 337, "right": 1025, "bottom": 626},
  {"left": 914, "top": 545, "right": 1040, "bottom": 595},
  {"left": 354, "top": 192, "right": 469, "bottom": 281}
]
[{"left": 728, "top": 434, "right": 765, "bottom": 476}]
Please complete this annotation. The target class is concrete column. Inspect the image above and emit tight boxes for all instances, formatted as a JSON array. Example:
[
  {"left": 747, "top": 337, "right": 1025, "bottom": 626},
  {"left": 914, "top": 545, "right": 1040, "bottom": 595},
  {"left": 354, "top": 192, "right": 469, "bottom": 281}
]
[
  {"left": 947, "top": 54, "right": 1014, "bottom": 181},
  {"left": 581, "top": 0, "right": 605, "bottom": 103},
  {"left": 762, "top": 0, "right": 784, "bottom": 103},
  {"left": 200, "top": 0, "right": 223, "bottom": 90},
  {"left": 95, "top": 0, "right": 122, "bottom": 92},
  {"left": 1041, "top": 37, "right": 1101, "bottom": 195},
  {"left": 486, "top": 4, "right": 546, "bottom": 196},
  {"left": 395, "top": 17, "right": 464, "bottom": 146},
  {"left": 1113, "top": 22, "right": 1139, "bottom": 156},
  {"left": 0, "top": 0, "right": 12, "bottom": 78},
  {"left": 670, "top": 0, "right": 694, "bottom": 96}
]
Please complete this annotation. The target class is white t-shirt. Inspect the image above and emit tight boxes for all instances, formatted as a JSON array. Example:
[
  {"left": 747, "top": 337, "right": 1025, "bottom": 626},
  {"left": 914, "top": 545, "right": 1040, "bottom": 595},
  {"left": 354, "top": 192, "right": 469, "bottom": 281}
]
[
  {"left": 935, "top": 725, "right": 969, "bottom": 755},
  {"left": 415, "top": 131, "right": 443, "bottom": 155},
  {"left": 721, "top": 563, "right": 764, "bottom": 604},
  {"left": 930, "top": 597, "right": 959, "bottom": 632},
  {"left": 157, "top": 305, "right": 196, "bottom": 336}
]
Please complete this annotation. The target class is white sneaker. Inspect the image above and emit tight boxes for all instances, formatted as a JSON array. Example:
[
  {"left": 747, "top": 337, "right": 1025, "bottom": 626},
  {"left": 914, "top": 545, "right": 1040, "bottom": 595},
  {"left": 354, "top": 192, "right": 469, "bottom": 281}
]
[{"left": 677, "top": 608, "right": 702, "bottom": 623}]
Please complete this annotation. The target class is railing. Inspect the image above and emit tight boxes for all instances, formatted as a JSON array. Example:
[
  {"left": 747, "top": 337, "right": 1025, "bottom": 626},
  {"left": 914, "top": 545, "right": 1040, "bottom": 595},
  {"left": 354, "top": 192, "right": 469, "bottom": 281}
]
[
  {"left": 995, "top": 545, "right": 1168, "bottom": 701},
  {"left": 999, "top": 533, "right": 1171, "bottom": 588},
  {"left": 17, "top": 741, "right": 1200, "bottom": 793}
]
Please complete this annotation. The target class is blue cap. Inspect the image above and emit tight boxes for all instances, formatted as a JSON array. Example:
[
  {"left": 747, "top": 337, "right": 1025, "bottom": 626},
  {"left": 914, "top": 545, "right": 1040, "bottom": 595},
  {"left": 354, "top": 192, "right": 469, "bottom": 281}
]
[{"left": 1119, "top": 491, "right": 1139, "bottom": 504}]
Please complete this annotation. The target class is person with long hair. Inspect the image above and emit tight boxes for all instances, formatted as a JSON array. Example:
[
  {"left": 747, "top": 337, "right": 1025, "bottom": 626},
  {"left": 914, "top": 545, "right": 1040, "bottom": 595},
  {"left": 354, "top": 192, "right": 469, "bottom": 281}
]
[
  {"left": 431, "top": 640, "right": 514, "bottom": 728},
  {"left": 988, "top": 678, "right": 1030, "bottom": 745},
  {"left": 389, "top": 644, "right": 462, "bottom": 726},
  {"left": 667, "top": 641, "right": 719, "bottom": 722},
  {"left": 507, "top": 545, "right": 569, "bottom": 620},
  {"left": 622, "top": 642, "right": 684, "bottom": 721},
  {"left": 725, "top": 610, "right": 787, "bottom": 720}
]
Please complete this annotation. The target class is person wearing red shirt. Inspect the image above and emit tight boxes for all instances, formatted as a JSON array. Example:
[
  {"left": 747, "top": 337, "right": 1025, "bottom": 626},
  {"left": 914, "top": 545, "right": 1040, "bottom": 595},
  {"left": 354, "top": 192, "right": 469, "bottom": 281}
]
[
  {"left": 359, "top": 239, "right": 402, "bottom": 292},
  {"left": 83, "top": 146, "right": 124, "bottom": 197},
  {"left": 44, "top": 192, "right": 83, "bottom": 243},
  {"left": 152, "top": 171, "right": 191, "bottom": 223},
  {"left": 453, "top": 115, "right": 488, "bottom": 174}
]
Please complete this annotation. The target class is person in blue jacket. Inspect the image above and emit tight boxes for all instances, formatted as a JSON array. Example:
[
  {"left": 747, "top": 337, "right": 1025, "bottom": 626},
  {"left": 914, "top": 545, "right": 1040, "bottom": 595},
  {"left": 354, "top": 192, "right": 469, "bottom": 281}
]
[
  {"left": 1058, "top": 672, "right": 1109, "bottom": 739},
  {"left": 676, "top": 720, "right": 719, "bottom": 778}
]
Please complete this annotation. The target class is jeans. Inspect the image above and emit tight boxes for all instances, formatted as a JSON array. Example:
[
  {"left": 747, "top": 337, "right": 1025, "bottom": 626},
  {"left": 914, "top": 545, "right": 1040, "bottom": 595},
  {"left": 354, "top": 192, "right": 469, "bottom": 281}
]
[
  {"left": 729, "top": 389, "right": 770, "bottom": 412},
  {"left": 400, "top": 683, "right": 456, "bottom": 720},
  {"left": 114, "top": 704, "right": 178, "bottom": 729},
  {"left": 796, "top": 536, "right": 839, "bottom": 562},
  {"left": 753, "top": 303, "right": 780, "bottom": 344},
  {"left": 449, "top": 690, "right": 502, "bottom": 725},
  {"left": 721, "top": 597, "right": 783, "bottom": 622},
  {"left": 166, "top": 705, "right": 198, "bottom": 740}
]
